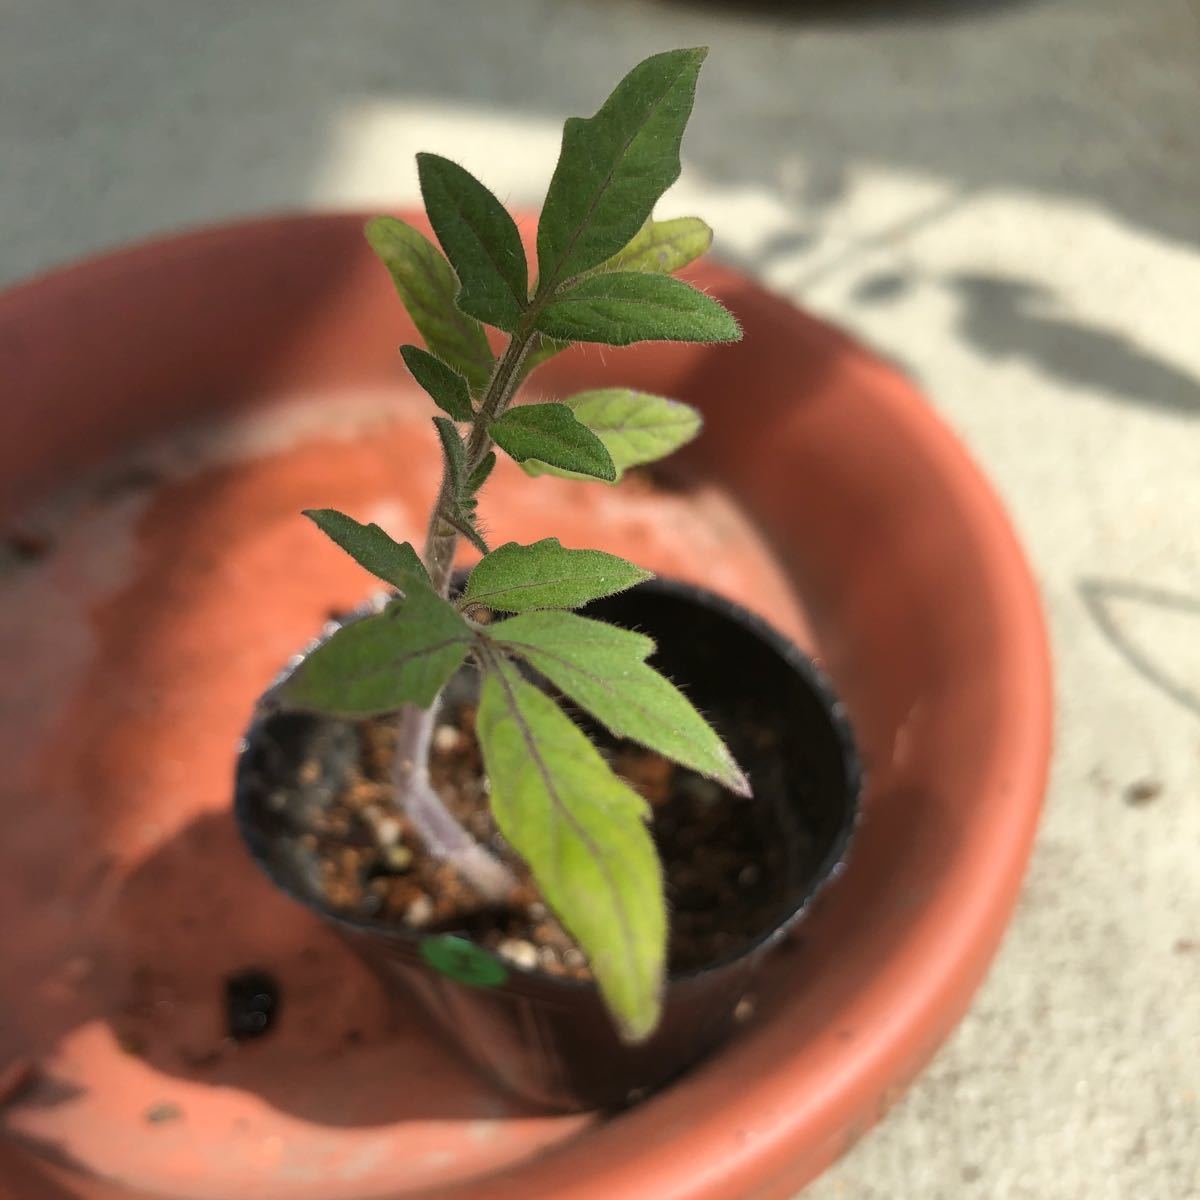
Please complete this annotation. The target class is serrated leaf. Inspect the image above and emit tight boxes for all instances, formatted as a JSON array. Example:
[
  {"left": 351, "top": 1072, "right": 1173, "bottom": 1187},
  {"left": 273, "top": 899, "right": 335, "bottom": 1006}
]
[
  {"left": 463, "top": 538, "right": 651, "bottom": 613},
  {"left": 364, "top": 217, "right": 494, "bottom": 392},
  {"left": 490, "top": 610, "right": 749, "bottom": 794},
  {"left": 489, "top": 403, "right": 616, "bottom": 481},
  {"left": 537, "top": 272, "right": 740, "bottom": 346},
  {"left": 521, "top": 389, "right": 701, "bottom": 482},
  {"left": 279, "top": 588, "right": 472, "bottom": 715},
  {"left": 303, "top": 508, "right": 431, "bottom": 589},
  {"left": 599, "top": 216, "right": 712, "bottom": 275},
  {"left": 400, "top": 345, "right": 473, "bottom": 420},
  {"left": 477, "top": 661, "right": 665, "bottom": 1042},
  {"left": 418, "top": 153, "right": 528, "bottom": 332},
  {"left": 537, "top": 48, "right": 707, "bottom": 288},
  {"left": 441, "top": 505, "right": 489, "bottom": 555}
]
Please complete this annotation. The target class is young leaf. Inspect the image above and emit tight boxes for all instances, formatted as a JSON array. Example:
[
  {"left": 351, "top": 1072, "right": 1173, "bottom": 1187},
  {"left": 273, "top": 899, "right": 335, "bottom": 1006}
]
[
  {"left": 521, "top": 389, "right": 701, "bottom": 482},
  {"left": 463, "top": 538, "right": 651, "bottom": 612},
  {"left": 466, "top": 450, "right": 497, "bottom": 494},
  {"left": 598, "top": 216, "right": 712, "bottom": 276},
  {"left": 279, "top": 588, "right": 472, "bottom": 715},
  {"left": 364, "top": 217, "right": 494, "bottom": 392},
  {"left": 490, "top": 403, "right": 616, "bottom": 481},
  {"left": 537, "top": 48, "right": 707, "bottom": 287},
  {"left": 516, "top": 220, "right": 713, "bottom": 386},
  {"left": 490, "top": 610, "right": 749, "bottom": 794},
  {"left": 400, "top": 345, "right": 473, "bottom": 421},
  {"left": 477, "top": 661, "right": 666, "bottom": 1042},
  {"left": 433, "top": 416, "right": 467, "bottom": 489},
  {"left": 303, "top": 508, "right": 431, "bottom": 589},
  {"left": 432, "top": 418, "right": 488, "bottom": 553},
  {"left": 537, "top": 272, "right": 740, "bottom": 346},
  {"left": 417, "top": 153, "right": 528, "bottom": 332}
]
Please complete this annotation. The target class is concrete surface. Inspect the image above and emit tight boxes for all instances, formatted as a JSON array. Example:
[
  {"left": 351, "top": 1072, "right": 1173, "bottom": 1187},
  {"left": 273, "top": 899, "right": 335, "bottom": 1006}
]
[{"left": 2, "top": 1, "right": 1198, "bottom": 1196}]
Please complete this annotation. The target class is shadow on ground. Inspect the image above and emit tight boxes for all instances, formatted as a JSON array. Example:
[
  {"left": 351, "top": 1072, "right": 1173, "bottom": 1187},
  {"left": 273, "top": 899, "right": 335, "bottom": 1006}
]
[{"left": 2, "top": 0, "right": 1198, "bottom": 290}]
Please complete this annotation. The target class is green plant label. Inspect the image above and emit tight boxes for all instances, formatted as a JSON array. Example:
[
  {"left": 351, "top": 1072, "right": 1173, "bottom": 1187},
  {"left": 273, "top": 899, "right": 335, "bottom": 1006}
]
[{"left": 419, "top": 934, "right": 509, "bottom": 988}]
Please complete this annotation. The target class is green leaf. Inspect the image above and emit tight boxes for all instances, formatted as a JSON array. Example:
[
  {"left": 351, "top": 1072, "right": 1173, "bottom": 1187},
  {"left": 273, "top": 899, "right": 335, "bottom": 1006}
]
[
  {"left": 466, "top": 450, "right": 497, "bottom": 494},
  {"left": 303, "top": 508, "right": 431, "bottom": 589},
  {"left": 417, "top": 153, "right": 528, "bottom": 332},
  {"left": 400, "top": 345, "right": 473, "bottom": 420},
  {"left": 463, "top": 538, "right": 651, "bottom": 612},
  {"left": 490, "top": 403, "right": 616, "bottom": 481},
  {"left": 598, "top": 216, "right": 712, "bottom": 275},
  {"left": 491, "top": 610, "right": 749, "bottom": 794},
  {"left": 279, "top": 588, "right": 472, "bottom": 715},
  {"left": 477, "top": 661, "right": 665, "bottom": 1042},
  {"left": 432, "top": 419, "right": 488, "bottom": 554},
  {"left": 537, "top": 272, "right": 740, "bottom": 346},
  {"left": 364, "top": 217, "right": 494, "bottom": 392},
  {"left": 537, "top": 48, "right": 707, "bottom": 288},
  {"left": 433, "top": 417, "right": 467, "bottom": 486},
  {"left": 521, "top": 389, "right": 701, "bottom": 482}
]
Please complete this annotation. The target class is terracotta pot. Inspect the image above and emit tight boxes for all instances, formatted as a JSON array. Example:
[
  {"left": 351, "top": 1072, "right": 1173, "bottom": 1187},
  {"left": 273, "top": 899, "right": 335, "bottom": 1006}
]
[
  {"left": 0, "top": 212, "right": 1051, "bottom": 1200},
  {"left": 235, "top": 577, "right": 862, "bottom": 1112}
]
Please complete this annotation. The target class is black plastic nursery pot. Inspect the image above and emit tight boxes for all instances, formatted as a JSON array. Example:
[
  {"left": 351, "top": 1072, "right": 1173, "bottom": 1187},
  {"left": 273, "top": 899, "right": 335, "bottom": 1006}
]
[{"left": 234, "top": 577, "right": 861, "bottom": 1112}]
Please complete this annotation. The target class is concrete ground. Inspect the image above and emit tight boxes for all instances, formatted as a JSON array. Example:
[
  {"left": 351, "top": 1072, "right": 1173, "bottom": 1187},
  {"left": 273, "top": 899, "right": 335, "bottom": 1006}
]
[{"left": 2, "top": 1, "right": 1198, "bottom": 1196}]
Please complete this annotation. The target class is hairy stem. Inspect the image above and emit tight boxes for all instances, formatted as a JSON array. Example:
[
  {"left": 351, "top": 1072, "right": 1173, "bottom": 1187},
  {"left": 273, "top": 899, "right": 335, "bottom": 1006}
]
[
  {"left": 421, "top": 331, "right": 535, "bottom": 597},
  {"left": 390, "top": 324, "right": 536, "bottom": 901}
]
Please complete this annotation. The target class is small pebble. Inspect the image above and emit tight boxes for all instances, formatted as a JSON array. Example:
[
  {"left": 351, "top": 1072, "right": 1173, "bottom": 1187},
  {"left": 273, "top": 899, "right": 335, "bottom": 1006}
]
[
  {"left": 737, "top": 864, "right": 761, "bottom": 888},
  {"left": 374, "top": 816, "right": 402, "bottom": 847},
  {"left": 563, "top": 948, "right": 586, "bottom": 970},
  {"left": 382, "top": 844, "right": 413, "bottom": 873},
  {"left": 433, "top": 725, "right": 463, "bottom": 753},
  {"left": 734, "top": 996, "right": 756, "bottom": 1023},
  {"left": 496, "top": 938, "right": 539, "bottom": 970},
  {"left": 1124, "top": 778, "right": 1163, "bottom": 807},
  {"left": 406, "top": 895, "right": 435, "bottom": 927}
]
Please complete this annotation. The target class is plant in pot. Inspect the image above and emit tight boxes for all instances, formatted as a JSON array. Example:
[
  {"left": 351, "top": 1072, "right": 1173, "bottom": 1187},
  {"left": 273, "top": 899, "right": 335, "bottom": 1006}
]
[{"left": 235, "top": 47, "right": 859, "bottom": 1111}]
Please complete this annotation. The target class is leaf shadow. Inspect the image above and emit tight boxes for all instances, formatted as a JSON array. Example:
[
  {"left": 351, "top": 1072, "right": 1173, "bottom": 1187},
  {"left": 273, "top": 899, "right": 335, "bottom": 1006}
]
[
  {"left": 947, "top": 274, "right": 1200, "bottom": 417},
  {"left": 1079, "top": 578, "right": 1200, "bottom": 719}
]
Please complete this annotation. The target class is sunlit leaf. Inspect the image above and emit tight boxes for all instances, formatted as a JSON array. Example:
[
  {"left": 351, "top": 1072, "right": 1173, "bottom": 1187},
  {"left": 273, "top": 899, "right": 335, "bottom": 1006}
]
[
  {"left": 364, "top": 217, "right": 493, "bottom": 391},
  {"left": 598, "top": 216, "right": 712, "bottom": 275},
  {"left": 537, "top": 272, "right": 740, "bottom": 346},
  {"left": 491, "top": 609, "right": 749, "bottom": 793},
  {"left": 477, "top": 661, "right": 665, "bottom": 1042},
  {"left": 521, "top": 389, "right": 701, "bottom": 482},
  {"left": 463, "top": 538, "right": 650, "bottom": 612}
]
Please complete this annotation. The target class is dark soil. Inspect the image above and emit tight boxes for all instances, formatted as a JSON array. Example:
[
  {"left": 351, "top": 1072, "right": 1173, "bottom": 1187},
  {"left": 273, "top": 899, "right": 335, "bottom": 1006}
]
[{"left": 292, "top": 683, "right": 790, "bottom": 979}]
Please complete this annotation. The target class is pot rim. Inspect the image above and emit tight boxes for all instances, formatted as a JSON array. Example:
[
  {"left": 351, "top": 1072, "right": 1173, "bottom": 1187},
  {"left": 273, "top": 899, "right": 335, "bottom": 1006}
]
[{"left": 2, "top": 211, "right": 1054, "bottom": 1200}]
